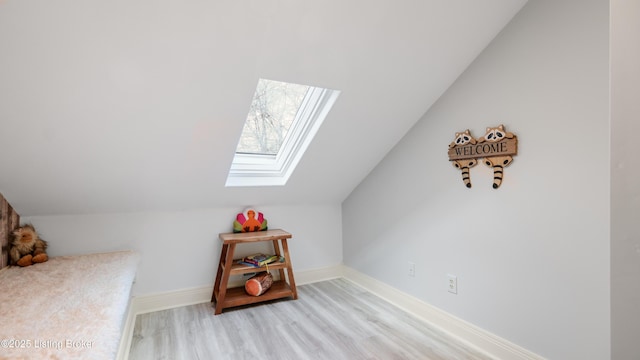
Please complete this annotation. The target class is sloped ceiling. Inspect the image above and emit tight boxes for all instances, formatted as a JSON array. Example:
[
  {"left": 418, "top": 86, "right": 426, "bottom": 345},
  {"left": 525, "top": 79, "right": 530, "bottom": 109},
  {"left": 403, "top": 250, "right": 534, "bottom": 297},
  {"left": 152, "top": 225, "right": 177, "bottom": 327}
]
[{"left": 0, "top": 0, "right": 527, "bottom": 215}]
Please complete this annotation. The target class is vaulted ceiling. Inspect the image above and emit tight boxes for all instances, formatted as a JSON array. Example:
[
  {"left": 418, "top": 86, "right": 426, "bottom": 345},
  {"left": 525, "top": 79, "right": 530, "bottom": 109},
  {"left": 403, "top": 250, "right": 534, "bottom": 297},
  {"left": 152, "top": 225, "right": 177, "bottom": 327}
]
[{"left": 0, "top": 0, "right": 527, "bottom": 215}]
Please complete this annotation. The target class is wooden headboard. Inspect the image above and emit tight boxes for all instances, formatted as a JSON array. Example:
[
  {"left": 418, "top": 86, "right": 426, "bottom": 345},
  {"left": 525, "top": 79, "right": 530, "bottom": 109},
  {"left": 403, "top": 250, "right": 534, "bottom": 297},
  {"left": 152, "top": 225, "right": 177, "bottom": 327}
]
[{"left": 0, "top": 193, "right": 20, "bottom": 269}]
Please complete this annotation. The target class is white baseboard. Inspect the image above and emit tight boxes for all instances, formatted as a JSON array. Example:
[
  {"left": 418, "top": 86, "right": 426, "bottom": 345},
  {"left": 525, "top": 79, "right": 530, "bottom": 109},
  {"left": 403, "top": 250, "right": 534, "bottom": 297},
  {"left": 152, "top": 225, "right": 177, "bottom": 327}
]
[
  {"left": 342, "top": 266, "right": 545, "bottom": 360},
  {"left": 117, "top": 298, "right": 137, "bottom": 360},
  {"left": 119, "top": 264, "right": 542, "bottom": 360},
  {"left": 130, "top": 285, "right": 213, "bottom": 315},
  {"left": 292, "top": 263, "right": 344, "bottom": 285}
]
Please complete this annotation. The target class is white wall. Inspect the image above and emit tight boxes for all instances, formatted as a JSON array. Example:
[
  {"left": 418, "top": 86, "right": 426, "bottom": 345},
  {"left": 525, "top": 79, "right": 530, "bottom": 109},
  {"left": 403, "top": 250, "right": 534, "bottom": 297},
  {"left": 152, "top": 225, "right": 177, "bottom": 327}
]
[
  {"left": 342, "top": 0, "right": 610, "bottom": 359},
  {"left": 610, "top": 1, "right": 640, "bottom": 359},
  {"left": 25, "top": 204, "right": 342, "bottom": 296}
]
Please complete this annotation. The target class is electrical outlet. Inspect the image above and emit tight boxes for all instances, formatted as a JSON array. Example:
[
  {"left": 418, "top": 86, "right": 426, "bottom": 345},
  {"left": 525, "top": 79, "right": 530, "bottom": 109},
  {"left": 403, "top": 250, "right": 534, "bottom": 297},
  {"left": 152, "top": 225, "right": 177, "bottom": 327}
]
[
  {"left": 448, "top": 274, "right": 457, "bottom": 294},
  {"left": 408, "top": 262, "right": 416, "bottom": 277}
]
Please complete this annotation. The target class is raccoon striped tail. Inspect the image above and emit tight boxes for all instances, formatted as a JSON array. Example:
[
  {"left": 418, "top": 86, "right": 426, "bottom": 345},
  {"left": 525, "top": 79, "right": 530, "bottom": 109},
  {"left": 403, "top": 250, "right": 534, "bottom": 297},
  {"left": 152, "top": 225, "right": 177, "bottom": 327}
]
[
  {"left": 484, "top": 156, "right": 513, "bottom": 189},
  {"left": 491, "top": 164, "right": 504, "bottom": 189},
  {"left": 452, "top": 159, "right": 477, "bottom": 188}
]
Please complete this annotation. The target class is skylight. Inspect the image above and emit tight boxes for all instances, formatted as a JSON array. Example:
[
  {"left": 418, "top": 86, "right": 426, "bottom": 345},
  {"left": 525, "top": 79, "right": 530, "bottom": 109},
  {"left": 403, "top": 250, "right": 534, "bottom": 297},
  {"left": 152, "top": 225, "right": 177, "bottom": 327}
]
[{"left": 226, "top": 79, "right": 340, "bottom": 187}]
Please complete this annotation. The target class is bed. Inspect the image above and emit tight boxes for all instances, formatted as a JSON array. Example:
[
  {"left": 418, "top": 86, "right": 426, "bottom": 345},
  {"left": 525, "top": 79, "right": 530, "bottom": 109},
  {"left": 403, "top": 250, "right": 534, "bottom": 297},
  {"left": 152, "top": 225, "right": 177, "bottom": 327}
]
[{"left": 0, "top": 194, "right": 139, "bottom": 360}]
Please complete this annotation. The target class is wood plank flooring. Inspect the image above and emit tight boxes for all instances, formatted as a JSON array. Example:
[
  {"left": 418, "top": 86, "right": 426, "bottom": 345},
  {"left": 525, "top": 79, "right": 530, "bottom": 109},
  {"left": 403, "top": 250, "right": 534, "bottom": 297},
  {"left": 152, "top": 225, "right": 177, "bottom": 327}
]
[{"left": 128, "top": 278, "right": 493, "bottom": 360}]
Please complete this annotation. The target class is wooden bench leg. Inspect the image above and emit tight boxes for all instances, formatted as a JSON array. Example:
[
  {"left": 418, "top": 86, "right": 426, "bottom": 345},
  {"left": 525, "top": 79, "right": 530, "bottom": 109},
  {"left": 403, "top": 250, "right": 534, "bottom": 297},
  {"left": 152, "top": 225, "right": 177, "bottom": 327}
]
[
  {"left": 214, "top": 243, "right": 236, "bottom": 315},
  {"left": 211, "top": 244, "right": 228, "bottom": 303},
  {"left": 271, "top": 239, "right": 286, "bottom": 282},
  {"left": 281, "top": 238, "right": 297, "bottom": 299}
]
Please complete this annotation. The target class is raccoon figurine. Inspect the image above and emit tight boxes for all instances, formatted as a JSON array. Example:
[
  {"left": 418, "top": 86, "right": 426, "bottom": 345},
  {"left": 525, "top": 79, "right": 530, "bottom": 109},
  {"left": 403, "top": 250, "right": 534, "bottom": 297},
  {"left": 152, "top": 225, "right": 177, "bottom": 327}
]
[
  {"left": 449, "top": 130, "right": 478, "bottom": 188},
  {"left": 477, "top": 125, "right": 515, "bottom": 189}
]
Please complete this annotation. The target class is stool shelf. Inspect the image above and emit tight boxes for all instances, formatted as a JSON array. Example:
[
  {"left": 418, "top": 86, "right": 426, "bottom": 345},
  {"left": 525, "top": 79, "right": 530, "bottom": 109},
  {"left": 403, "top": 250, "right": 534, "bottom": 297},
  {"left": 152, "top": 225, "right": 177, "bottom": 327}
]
[{"left": 211, "top": 229, "right": 297, "bottom": 315}]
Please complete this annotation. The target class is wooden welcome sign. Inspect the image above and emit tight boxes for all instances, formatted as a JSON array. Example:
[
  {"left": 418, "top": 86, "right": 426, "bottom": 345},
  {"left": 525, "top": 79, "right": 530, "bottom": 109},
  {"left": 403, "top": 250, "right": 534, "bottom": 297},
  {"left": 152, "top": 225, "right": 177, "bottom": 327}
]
[{"left": 448, "top": 125, "right": 517, "bottom": 189}]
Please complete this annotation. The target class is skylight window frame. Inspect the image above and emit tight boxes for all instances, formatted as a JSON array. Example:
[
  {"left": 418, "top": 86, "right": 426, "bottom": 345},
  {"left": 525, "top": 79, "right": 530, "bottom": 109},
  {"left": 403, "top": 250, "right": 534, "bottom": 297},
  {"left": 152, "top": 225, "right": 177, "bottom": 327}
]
[{"left": 226, "top": 84, "right": 339, "bottom": 187}]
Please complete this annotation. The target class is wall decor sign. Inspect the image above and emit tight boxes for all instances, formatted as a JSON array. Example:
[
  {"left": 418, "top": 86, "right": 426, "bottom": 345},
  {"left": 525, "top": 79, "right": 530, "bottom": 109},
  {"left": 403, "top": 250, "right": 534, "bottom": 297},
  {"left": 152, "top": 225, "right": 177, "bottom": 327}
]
[{"left": 448, "top": 125, "right": 518, "bottom": 189}]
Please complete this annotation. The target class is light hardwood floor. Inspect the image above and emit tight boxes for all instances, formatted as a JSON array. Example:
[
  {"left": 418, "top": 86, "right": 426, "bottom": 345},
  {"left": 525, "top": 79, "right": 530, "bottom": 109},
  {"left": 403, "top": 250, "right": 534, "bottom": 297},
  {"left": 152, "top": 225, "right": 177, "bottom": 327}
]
[{"left": 128, "top": 278, "right": 493, "bottom": 360}]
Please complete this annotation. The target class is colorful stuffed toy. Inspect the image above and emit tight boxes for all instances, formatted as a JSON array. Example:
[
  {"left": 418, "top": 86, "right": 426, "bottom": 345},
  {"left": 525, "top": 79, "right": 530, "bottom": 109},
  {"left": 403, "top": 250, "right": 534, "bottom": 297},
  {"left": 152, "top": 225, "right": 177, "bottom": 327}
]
[{"left": 233, "top": 208, "right": 268, "bottom": 233}]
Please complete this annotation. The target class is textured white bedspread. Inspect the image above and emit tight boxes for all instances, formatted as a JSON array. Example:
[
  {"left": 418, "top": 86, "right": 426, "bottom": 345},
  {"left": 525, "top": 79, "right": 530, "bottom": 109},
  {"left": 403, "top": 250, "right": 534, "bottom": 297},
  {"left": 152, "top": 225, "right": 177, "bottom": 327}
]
[{"left": 0, "top": 251, "right": 139, "bottom": 360}]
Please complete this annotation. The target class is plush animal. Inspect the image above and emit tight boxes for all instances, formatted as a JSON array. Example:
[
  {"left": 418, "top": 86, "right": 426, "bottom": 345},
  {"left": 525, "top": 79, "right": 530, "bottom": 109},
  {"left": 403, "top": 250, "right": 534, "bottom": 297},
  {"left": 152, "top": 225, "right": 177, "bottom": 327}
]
[
  {"left": 233, "top": 208, "right": 268, "bottom": 233},
  {"left": 9, "top": 224, "right": 48, "bottom": 267}
]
